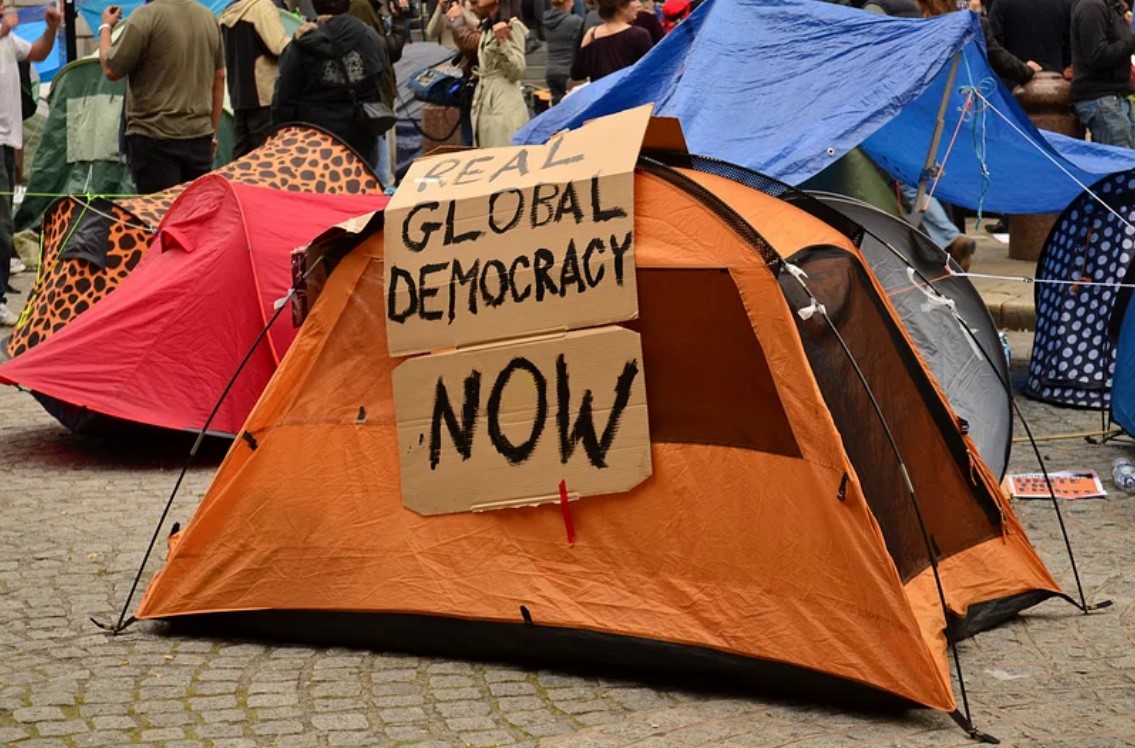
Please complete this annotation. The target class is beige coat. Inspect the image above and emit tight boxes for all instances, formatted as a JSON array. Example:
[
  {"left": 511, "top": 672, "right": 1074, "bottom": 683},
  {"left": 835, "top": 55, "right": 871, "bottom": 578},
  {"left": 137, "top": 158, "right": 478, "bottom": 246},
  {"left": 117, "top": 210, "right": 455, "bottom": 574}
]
[{"left": 471, "top": 19, "right": 529, "bottom": 148}]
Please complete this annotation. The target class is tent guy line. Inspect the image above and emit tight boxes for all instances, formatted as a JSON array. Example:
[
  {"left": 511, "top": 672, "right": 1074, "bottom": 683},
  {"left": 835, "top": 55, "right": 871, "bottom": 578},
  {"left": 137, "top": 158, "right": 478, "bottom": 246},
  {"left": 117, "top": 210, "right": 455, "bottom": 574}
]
[{"left": 969, "top": 86, "right": 1135, "bottom": 237}]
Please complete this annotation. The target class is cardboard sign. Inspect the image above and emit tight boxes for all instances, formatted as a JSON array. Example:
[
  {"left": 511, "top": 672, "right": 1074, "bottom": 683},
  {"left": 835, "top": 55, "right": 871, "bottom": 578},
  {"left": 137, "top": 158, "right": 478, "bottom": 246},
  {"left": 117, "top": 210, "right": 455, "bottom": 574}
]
[
  {"left": 383, "top": 105, "right": 653, "bottom": 356},
  {"left": 392, "top": 326, "right": 652, "bottom": 515}
]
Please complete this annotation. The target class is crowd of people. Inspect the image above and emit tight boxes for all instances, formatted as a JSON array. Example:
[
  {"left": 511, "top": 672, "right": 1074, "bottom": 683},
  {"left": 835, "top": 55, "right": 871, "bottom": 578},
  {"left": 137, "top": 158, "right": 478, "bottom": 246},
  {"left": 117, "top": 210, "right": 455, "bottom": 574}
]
[
  {"left": 2, "top": 0, "right": 1135, "bottom": 326},
  {"left": 825, "top": 0, "right": 1135, "bottom": 270}
]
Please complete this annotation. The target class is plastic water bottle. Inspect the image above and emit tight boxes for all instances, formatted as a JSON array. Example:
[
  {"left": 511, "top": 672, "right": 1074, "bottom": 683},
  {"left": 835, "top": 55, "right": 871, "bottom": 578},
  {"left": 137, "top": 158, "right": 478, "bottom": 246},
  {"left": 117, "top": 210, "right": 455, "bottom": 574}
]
[
  {"left": 1112, "top": 458, "right": 1135, "bottom": 493},
  {"left": 999, "top": 332, "right": 1011, "bottom": 366}
]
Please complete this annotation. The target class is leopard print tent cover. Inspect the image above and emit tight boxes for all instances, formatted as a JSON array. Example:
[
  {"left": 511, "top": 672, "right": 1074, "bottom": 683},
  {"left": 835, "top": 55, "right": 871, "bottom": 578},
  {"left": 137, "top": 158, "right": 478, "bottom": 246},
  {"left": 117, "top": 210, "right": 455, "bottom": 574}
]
[{"left": 7, "top": 125, "right": 382, "bottom": 358}]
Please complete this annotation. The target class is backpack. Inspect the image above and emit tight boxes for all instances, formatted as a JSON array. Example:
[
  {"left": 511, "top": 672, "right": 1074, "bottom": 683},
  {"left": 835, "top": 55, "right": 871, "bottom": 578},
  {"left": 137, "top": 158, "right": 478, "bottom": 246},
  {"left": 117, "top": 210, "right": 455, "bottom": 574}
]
[{"left": 18, "top": 60, "right": 37, "bottom": 120}]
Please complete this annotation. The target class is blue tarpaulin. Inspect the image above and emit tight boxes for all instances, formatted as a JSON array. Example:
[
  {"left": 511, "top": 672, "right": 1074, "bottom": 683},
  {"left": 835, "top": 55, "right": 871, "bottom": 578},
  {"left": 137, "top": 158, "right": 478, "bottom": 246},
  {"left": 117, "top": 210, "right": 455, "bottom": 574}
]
[
  {"left": 516, "top": 0, "right": 1135, "bottom": 214},
  {"left": 13, "top": 5, "right": 65, "bottom": 81},
  {"left": 76, "top": 0, "right": 233, "bottom": 45}
]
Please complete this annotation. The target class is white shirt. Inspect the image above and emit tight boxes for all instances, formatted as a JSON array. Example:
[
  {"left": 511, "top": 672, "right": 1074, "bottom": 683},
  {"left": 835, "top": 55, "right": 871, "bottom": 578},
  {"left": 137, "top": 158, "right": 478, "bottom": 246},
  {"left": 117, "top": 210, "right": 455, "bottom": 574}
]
[{"left": 0, "top": 33, "right": 32, "bottom": 150}]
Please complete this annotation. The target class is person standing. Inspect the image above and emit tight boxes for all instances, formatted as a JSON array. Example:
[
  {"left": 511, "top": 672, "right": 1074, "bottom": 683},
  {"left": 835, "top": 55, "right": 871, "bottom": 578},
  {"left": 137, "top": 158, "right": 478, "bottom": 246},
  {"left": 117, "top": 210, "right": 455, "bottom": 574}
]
[
  {"left": 467, "top": 0, "right": 529, "bottom": 146},
  {"left": 220, "top": 0, "right": 291, "bottom": 158},
  {"left": 272, "top": 0, "right": 391, "bottom": 162},
  {"left": 1069, "top": 0, "right": 1135, "bottom": 147},
  {"left": 98, "top": 1, "right": 225, "bottom": 194},
  {"left": 544, "top": 0, "right": 582, "bottom": 103},
  {"left": 571, "top": 0, "right": 653, "bottom": 83},
  {"left": 0, "top": 1, "right": 60, "bottom": 326},
  {"left": 345, "top": 0, "right": 406, "bottom": 188}
]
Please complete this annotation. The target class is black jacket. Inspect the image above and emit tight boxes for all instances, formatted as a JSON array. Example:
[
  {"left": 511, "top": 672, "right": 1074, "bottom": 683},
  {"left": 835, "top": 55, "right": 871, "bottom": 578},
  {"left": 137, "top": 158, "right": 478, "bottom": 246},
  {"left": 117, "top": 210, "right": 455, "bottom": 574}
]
[
  {"left": 543, "top": 8, "right": 583, "bottom": 78},
  {"left": 1070, "top": 0, "right": 1135, "bottom": 102},
  {"left": 981, "top": 16, "right": 1034, "bottom": 88},
  {"left": 989, "top": 0, "right": 1072, "bottom": 74},
  {"left": 272, "top": 14, "right": 388, "bottom": 158}
]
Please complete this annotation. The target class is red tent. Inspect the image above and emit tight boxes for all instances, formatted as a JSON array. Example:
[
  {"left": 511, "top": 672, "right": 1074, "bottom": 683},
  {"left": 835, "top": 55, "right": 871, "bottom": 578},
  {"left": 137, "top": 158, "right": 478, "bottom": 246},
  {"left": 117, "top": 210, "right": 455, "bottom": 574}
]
[{"left": 0, "top": 176, "right": 388, "bottom": 435}]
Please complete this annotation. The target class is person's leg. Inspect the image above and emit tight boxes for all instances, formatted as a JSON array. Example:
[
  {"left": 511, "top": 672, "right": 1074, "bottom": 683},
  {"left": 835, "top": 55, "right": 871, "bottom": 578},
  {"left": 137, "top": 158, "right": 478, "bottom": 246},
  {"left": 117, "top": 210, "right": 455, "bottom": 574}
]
[
  {"left": 374, "top": 132, "right": 394, "bottom": 189},
  {"left": 177, "top": 136, "right": 216, "bottom": 185},
  {"left": 242, "top": 107, "right": 274, "bottom": 157},
  {"left": 1074, "top": 95, "right": 1135, "bottom": 149},
  {"left": 0, "top": 146, "right": 14, "bottom": 319},
  {"left": 547, "top": 74, "right": 567, "bottom": 105},
  {"left": 899, "top": 183, "right": 959, "bottom": 247},
  {"left": 900, "top": 182, "right": 974, "bottom": 269},
  {"left": 125, "top": 135, "right": 183, "bottom": 194}
]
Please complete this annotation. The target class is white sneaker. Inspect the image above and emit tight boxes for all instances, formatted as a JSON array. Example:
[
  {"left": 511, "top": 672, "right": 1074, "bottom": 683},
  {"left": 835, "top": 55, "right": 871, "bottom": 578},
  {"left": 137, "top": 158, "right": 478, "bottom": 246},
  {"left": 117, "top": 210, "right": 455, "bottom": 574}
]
[
  {"left": 9, "top": 257, "right": 25, "bottom": 274},
  {"left": 0, "top": 303, "right": 18, "bottom": 326}
]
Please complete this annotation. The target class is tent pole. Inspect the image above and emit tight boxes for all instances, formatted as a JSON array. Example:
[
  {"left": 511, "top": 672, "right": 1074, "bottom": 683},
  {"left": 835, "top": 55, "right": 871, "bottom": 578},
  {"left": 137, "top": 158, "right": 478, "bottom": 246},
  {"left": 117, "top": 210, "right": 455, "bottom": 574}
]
[{"left": 909, "top": 51, "right": 962, "bottom": 228}]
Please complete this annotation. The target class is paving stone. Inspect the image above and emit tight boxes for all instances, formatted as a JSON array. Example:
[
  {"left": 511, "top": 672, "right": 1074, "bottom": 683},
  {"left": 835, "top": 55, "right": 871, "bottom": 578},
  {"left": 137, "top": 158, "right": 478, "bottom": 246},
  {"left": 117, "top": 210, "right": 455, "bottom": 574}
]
[
  {"left": 1, "top": 331, "right": 1135, "bottom": 748},
  {"left": 312, "top": 712, "right": 370, "bottom": 731},
  {"left": 13, "top": 706, "right": 66, "bottom": 722}
]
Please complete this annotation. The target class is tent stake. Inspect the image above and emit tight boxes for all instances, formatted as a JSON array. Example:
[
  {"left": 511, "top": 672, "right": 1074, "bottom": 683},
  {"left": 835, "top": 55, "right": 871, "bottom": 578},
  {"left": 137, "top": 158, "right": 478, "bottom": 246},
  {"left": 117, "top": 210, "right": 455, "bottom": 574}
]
[{"left": 909, "top": 51, "right": 962, "bottom": 227}]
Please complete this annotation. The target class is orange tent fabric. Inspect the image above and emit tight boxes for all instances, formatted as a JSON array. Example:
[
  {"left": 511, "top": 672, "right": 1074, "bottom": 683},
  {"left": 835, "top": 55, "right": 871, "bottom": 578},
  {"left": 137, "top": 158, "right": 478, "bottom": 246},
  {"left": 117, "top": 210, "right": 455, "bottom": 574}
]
[{"left": 137, "top": 163, "right": 1062, "bottom": 715}]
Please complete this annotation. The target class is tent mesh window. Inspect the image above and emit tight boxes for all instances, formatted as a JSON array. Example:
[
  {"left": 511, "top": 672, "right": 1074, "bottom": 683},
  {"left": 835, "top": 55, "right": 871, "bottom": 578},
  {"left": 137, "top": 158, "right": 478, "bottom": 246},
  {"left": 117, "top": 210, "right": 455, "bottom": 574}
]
[{"left": 780, "top": 245, "right": 1003, "bottom": 582}]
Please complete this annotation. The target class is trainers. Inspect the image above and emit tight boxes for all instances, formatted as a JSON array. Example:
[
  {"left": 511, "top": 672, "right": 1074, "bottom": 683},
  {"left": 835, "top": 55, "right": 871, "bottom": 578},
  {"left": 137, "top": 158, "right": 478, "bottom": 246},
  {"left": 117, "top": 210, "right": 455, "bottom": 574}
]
[
  {"left": 9, "top": 257, "right": 25, "bottom": 274},
  {"left": 0, "top": 303, "right": 18, "bottom": 327}
]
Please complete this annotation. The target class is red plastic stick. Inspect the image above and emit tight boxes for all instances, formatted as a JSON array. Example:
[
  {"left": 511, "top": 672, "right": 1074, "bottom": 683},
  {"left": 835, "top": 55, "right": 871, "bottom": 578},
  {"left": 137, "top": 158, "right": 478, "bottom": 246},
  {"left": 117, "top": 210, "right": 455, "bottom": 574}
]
[{"left": 558, "top": 479, "right": 575, "bottom": 547}]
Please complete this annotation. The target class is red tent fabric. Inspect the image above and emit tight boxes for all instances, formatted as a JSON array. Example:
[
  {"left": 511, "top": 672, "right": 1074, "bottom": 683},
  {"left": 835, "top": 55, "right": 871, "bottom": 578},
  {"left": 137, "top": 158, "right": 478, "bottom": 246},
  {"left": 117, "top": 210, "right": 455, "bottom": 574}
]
[{"left": 0, "top": 176, "right": 388, "bottom": 435}]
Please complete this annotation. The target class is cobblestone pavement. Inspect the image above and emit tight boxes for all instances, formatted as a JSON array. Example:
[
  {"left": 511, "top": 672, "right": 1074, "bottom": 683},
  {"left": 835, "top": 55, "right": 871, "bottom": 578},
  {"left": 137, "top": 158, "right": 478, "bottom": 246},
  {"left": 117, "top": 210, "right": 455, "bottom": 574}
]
[{"left": 1, "top": 326, "right": 1133, "bottom": 748}]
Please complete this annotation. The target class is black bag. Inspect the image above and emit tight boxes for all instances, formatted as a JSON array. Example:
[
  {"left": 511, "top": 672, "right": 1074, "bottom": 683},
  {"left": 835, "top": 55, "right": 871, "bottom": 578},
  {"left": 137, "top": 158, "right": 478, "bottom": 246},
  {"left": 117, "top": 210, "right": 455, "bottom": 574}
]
[
  {"left": 410, "top": 62, "right": 466, "bottom": 109},
  {"left": 331, "top": 43, "right": 396, "bottom": 138},
  {"left": 18, "top": 61, "right": 36, "bottom": 121}
]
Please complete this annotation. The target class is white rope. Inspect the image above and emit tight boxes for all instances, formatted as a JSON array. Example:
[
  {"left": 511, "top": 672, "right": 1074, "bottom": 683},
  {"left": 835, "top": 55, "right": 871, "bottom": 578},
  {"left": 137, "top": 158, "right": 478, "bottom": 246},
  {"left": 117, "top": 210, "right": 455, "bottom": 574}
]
[
  {"left": 970, "top": 88, "right": 1135, "bottom": 236},
  {"left": 952, "top": 269, "right": 1135, "bottom": 290}
]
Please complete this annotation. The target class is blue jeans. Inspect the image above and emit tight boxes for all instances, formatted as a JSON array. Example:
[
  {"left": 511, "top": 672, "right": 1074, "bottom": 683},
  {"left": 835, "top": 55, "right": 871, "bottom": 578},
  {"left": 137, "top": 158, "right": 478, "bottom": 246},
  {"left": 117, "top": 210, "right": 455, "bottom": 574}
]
[
  {"left": 899, "top": 183, "right": 960, "bottom": 250},
  {"left": 1074, "top": 95, "right": 1135, "bottom": 149},
  {"left": 374, "top": 131, "right": 394, "bottom": 190}
]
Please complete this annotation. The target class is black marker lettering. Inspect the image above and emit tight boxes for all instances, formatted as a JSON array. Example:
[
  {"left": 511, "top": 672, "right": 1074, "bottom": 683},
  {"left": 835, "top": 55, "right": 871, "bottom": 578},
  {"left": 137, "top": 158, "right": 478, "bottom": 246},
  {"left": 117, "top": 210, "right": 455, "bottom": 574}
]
[
  {"left": 401, "top": 201, "right": 441, "bottom": 252},
  {"left": 417, "top": 262, "right": 448, "bottom": 321},
  {"left": 449, "top": 258, "right": 480, "bottom": 322},
  {"left": 487, "top": 358, "right": 547, "bottom": 465},
  {"left": 533, "top": 248, "right": 558, "bottom": 301},
  {"left": 582, "top": 237, "right": 606, "bottom": 287},
  {"left": 444, "top": 200, "right": 483, "bottom": 245},
  {"left": 610, "top": 230, "right": 633, "bottom": 285},
  {"left": 559, "top": 239, "right": 584, "bottom": 297},
  {"left": 480, "top": 259, "right": 508, "bottom": 307},
  {"left": 386, "top": 266, "right": 418, "bottom": 323},
  {"left": 556, "top": 355, "right": 639, "bottom": 468},
  {"left": 428, "top": 371, "right": 481, "bottom": 469},
  {"left": 488, "top": 188, "right": 525, "bottom": 235},
  {"left": 531, "top": 183, "right": 560, "bottom": 228},
  {"left": 509, "top": 255, "right": 531, "bottom": 303},
  {"left": 589, "top": 175, "right": 627, "bottom": 223},
  {"left": 555, "top": 181, "right": 584, "bottom": 224}
]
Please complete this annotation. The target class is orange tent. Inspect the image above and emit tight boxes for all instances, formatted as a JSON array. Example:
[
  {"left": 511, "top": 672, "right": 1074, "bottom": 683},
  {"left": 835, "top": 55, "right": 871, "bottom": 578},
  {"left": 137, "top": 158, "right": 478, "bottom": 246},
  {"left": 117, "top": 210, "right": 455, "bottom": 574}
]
[{"left": 136, "top": 160, "right": 1063, "bottom": 724}]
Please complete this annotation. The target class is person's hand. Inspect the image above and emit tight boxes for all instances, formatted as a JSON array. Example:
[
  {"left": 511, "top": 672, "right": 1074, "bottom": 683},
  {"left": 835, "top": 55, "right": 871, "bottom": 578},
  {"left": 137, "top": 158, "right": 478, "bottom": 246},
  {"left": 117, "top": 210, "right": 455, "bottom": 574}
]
[
  {"left": 294, "top": 21, "right": 316, "bottom": 38},
  {"left": 445, "top": 0, "right": 463, "bottom": 21},
  {"left": 1, "top": 11, "right": 17, "bottom": 36},
  {"left": 101, "top": 6, "right": 122, "bottom": 28},
  {"left": 44, "top": 6, "right": 61, "bottom": 28},
  {"left": 1026, "top": 60, "right": 1042, "bottom": 73},
  {"left": 493, "top": 20, "right": 510, "bottom": 44}
]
